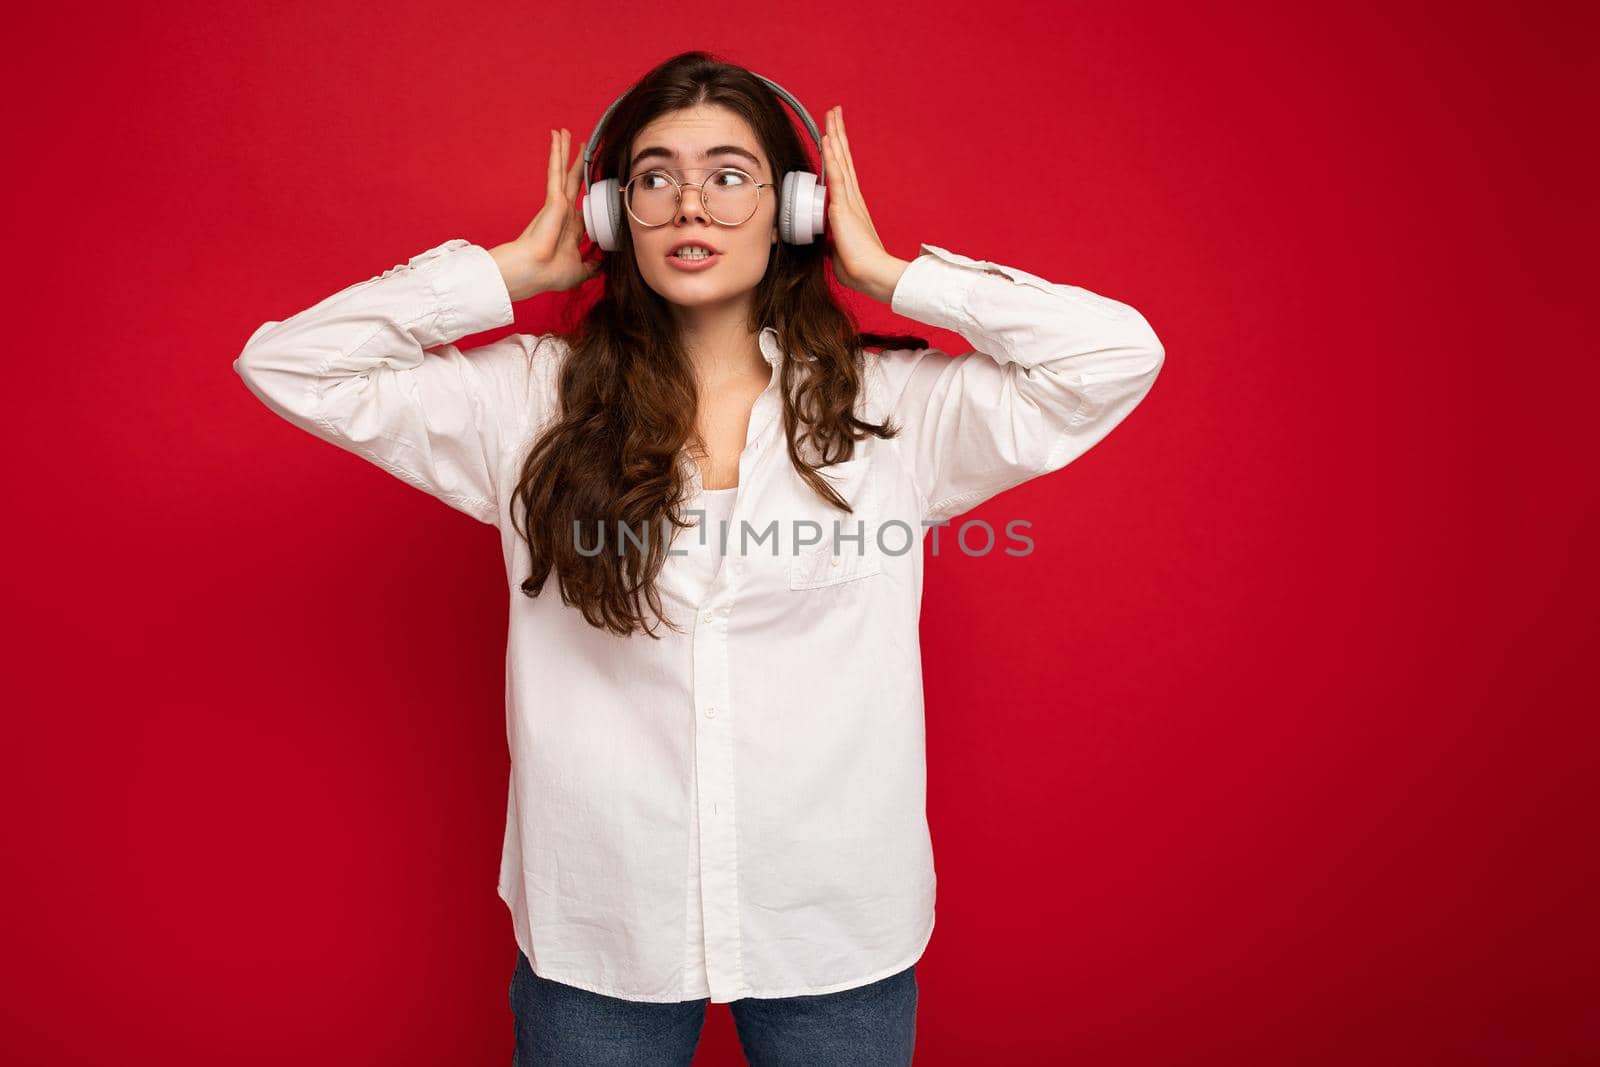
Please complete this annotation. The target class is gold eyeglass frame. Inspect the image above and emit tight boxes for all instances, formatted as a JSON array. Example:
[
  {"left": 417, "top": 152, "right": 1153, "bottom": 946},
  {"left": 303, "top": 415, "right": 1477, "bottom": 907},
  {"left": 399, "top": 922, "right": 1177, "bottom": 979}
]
[{"left": 623, "top": 166, "right": 776, "bottom": 228}]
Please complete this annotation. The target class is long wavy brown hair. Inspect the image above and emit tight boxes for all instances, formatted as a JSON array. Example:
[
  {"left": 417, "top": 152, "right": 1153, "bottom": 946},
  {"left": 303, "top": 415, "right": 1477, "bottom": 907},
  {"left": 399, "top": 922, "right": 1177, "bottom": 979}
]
[{"left": 509, "top": 50, "right": 927, "bottom": 639}]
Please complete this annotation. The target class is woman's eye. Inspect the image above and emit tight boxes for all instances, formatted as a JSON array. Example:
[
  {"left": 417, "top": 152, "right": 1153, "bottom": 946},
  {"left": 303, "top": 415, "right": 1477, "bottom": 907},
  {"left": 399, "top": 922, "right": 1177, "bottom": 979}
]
[
  {"left": 714, "top": 170, "right": 749, "bottom": 187},
  {"left": 639, "top": 172, "right": 669, "bottom": 189}
]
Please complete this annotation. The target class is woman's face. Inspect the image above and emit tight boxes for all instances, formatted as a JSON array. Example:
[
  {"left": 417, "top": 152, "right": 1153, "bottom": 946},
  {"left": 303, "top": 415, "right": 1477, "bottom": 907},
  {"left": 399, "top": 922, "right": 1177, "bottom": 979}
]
[{"left": 625, "top": 104, "right": 778, "bottom": 312}]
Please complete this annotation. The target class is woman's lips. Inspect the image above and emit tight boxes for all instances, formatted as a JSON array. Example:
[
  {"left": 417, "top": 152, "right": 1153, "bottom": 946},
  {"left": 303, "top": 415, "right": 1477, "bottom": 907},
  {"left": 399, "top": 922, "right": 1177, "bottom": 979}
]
[{"left": 665, "top": 250, "right": 722, "bottom": 272}]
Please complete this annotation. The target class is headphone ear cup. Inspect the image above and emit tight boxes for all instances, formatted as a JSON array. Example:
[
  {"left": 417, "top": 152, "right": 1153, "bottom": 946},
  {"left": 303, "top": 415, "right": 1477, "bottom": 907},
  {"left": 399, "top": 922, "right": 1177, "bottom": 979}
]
[
  {"left": 582, "top": 177, "right": 625, "bottom": 252},
  {"left": 778, "top": 171, "right": 827, "bottom": 245}
]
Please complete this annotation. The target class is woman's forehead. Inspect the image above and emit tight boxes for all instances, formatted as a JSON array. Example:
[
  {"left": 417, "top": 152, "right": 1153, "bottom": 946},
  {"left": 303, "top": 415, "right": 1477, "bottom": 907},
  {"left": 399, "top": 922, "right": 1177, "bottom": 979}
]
[{"left": 631, "top": 108, "right": 767, "bottom": 171}]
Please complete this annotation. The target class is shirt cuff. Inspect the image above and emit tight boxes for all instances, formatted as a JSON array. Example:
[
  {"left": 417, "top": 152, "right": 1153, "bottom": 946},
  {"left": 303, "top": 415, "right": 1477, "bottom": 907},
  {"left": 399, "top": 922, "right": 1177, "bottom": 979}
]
[
  {"left": 404, "top": 238, "right": 516, "bottom": 349},
  {"left": 890, "top": 242, "right": 1058, "bottom": 333}
]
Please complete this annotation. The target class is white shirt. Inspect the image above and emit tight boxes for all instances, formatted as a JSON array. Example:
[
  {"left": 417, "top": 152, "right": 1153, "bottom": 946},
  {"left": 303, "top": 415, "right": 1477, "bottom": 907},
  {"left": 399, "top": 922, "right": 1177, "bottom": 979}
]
[{"left": 233, "top": 237, "right": 1164, "bottom": 1003}]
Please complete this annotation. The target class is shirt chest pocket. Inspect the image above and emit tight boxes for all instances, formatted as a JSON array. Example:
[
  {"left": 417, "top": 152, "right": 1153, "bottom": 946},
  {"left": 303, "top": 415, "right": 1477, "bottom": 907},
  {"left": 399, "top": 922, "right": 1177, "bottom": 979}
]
[
  {"left": 784, "top": 461, "right": 885, "bottom": 591},
  {"left": 788, "top": 534, "right": 882, "bottom": 589}
]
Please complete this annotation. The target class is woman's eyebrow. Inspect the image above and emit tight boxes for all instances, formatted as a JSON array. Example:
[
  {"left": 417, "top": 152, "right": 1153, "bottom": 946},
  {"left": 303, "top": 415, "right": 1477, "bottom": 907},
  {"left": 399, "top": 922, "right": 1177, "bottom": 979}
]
[{"left": 629, "top": 144, "right": 763, "bottom": 172}]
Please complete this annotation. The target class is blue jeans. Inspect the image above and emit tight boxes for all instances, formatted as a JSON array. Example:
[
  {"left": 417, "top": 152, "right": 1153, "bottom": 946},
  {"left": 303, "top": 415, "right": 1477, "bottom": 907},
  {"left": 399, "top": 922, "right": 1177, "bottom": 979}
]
[{"left": 509, "top": 949, "right": 918, "bottom": 1066}]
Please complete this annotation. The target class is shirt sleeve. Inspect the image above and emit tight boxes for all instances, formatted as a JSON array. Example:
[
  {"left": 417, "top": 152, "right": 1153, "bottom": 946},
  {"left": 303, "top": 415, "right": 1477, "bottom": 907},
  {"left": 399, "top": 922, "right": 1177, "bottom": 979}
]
[
  {"left": 879, "top": 242, "right": 1165, "bottom": 525},
  {"left": 232, "top": 238, "right": 530, "bottom": 526}
]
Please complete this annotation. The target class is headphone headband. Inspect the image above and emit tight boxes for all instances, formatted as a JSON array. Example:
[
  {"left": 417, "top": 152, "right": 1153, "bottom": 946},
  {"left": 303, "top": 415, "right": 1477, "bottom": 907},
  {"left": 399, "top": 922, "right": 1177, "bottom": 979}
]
[{"left": 581, "top": 73, "right": 826, "bottom": 194}]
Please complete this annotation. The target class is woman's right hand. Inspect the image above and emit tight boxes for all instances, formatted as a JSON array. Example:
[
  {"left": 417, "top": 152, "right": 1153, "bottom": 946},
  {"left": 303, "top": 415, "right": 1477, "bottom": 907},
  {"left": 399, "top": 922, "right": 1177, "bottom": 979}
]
[{"left": 490, "top": 128, "right": 602, "bottom": 302}]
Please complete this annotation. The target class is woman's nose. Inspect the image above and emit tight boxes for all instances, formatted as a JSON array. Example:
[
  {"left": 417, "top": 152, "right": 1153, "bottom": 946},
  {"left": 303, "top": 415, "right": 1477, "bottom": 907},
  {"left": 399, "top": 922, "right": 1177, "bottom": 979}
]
[{"left": 677, "top": 183, "right": 710, "bottom": 222}]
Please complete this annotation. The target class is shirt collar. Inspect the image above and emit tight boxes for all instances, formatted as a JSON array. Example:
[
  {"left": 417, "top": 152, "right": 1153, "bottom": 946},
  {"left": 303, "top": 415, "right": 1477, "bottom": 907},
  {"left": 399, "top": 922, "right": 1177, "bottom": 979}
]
[{"left": 758, "top": 325, "right": 782, "bottom": 368}]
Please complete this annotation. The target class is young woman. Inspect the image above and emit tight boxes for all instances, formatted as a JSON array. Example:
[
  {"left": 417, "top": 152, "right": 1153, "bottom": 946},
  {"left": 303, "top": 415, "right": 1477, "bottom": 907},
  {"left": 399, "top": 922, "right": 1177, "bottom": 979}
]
[{"left": 234, "top": 51, "right": 1163, "bottom": 1067}]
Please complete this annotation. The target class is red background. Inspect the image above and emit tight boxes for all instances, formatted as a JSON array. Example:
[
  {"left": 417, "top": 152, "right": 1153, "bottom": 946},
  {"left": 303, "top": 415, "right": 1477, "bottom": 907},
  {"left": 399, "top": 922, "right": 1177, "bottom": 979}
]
[{"left": 7, "top": 2, "right": 1595, "bottom": 1063}]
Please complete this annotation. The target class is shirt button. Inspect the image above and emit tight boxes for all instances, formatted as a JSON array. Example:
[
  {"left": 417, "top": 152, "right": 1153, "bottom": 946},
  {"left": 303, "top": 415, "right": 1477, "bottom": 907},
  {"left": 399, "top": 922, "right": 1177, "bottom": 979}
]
[
  {"left": 702, "top": 610, "right": 715, "bottom": 622},
  {"left": 831, "top": 555, "right": 841, "bottom": 567},
  {"left": 705, "top": 706, "right": 717, "bottom": 718}
]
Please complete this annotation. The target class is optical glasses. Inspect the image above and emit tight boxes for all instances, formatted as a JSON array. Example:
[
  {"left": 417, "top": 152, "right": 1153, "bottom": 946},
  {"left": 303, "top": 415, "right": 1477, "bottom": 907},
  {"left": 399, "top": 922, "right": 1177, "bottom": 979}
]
[{"left": 623, "top": 167, "right": 775, "bottom": 228}]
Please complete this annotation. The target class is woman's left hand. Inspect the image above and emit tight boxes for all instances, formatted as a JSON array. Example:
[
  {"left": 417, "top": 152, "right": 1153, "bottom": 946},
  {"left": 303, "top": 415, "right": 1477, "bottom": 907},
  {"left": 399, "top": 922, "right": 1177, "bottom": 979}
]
[{"left": 822, "top": 106, "right": 910, "bottom": 304}]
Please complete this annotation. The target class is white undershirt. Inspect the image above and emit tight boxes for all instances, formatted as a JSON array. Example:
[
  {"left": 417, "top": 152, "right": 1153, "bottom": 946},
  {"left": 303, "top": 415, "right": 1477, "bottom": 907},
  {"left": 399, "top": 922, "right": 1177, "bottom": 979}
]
[{"left": 677, "top": 486, "right": 739, "bottom": 607}]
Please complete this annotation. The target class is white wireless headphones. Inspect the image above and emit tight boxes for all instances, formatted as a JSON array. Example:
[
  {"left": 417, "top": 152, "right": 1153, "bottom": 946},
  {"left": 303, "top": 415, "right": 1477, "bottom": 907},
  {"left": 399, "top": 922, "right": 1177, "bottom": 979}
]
[{"left": 580, "top": 73, "right": 828, "bottom": 252}]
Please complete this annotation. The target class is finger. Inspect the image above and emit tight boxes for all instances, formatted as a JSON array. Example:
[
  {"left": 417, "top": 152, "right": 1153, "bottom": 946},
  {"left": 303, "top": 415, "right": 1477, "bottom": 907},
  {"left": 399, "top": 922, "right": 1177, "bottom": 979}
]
[
  {"left": 823, "top": 132, "right": 845, "bottom": 212},
  {"left": 547, "top": 129, "right": 565, "bottom": 203},
  {"left": 827, "top": 109, "right": 857, "bottom": 211},
  {"left": 836, "top": 108, "right": 867, "bottom": 214},
  {"left": 832, "top": 111, "right": 844, "bottom": 195},
  {"left": 566, "top": 143, "right": 584, "bottom": 207},
  {"left": 823, "top": 123, "right": 853, "bottom": 211}
]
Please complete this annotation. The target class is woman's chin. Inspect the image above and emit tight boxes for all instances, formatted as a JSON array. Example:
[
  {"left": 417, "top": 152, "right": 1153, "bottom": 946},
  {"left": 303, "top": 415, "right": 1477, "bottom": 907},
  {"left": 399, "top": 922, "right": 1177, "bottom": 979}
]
[{"left": 649, "top": 272, "right": 753, "bottom": 305}]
